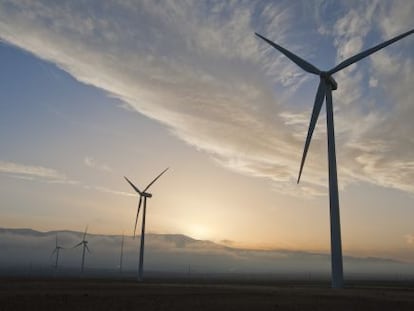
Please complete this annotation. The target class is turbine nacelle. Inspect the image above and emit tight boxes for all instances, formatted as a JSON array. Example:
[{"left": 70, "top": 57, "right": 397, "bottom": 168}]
[
  {"left": 320, "top": 72, "right": 338, "bottom": 90},
  {"left": 142, "top": 192, "right": 152, "bottom": 198}
]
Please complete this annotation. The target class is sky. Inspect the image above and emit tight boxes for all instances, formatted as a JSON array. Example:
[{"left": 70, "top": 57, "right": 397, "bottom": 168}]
[{"left": 0, "top": 0, "right": 414, "bottom": 263}]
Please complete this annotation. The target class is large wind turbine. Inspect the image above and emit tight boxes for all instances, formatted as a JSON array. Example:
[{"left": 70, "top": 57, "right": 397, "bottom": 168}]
[
  {"left": 51, "top": 234, "right": 64, "bottom": 270},
  {"left": 255, "top": 29, "right": 414, "bottom": 288},
  {"left": 124, "top": 167, "right": 169, "bottom": 281},
  {"left": 74, "top": 226, "right": 90, "bottom": 273}
]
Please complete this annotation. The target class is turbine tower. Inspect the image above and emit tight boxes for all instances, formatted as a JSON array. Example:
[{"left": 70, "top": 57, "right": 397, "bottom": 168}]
[
  {"left": 74, "top": 226, "right": 90, "bottom": 273},
  {"left": 255, "top": 29, "right": 414, "bottom": 288},
  {"left": 51, "top": 234, "right": 64, "bottom": 270},
  {"left": 124, "top": 167, "right": 169, "bottom": 281}
]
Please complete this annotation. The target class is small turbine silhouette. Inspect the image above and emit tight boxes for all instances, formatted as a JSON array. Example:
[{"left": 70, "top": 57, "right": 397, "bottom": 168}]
[
  {"left": 51, "top": 234, "right": 64, "bottom": 270},
  {"left": 73, "top": 226, "right": 90, "bottom": 273}
]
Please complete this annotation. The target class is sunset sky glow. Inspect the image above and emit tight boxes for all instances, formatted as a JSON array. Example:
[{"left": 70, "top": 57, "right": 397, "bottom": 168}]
[{"left": 0, "top": 0, "right": 414, "bottom": 263}]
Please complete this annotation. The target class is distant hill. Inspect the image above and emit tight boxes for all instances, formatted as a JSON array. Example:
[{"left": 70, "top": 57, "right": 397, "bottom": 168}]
[{"left": 0, "top": 227, "right": 413, "bottom": 279}]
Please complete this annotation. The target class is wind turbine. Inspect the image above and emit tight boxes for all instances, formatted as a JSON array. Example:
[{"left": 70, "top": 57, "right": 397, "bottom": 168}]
[
  {"left": 255, "top": 29, "right": 414, "bottom": 288},
  {"left": 124, "top": 167, "right": 169, "bottom": 281},
  {"left": 51, "top": 234, "right": 64, "bottom": 270},
  {"left": 74, "top": 226, "right": 90, "bottom": 273}
]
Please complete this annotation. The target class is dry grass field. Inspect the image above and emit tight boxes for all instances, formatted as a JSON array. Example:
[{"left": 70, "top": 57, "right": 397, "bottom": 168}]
[{"left": 0, "top": 278, "right": 413, "bottom": 310}]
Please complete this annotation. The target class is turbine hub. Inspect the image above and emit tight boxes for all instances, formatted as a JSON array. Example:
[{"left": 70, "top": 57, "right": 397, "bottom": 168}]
[
  {"left": 320, "top": 72, "right": 338, "bottom": 90},
  {"left": 142, "top": 192, "right": 152, "bottom": 198}
]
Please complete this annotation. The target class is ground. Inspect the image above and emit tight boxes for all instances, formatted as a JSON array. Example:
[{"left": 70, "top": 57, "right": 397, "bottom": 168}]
[{"left": 0, "top": 278, "right": 414, "bottom": 310}]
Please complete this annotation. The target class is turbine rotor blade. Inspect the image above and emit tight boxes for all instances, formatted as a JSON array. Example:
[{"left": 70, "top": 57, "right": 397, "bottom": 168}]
[
  {"left": 297, "top": 79, "right": 326, "bottom": 183},
  {"left": 143, "top": 167, "right": 169, "bottom": 192},
  {"left": 73, "top": 242, "right": 83, "bottom": 248},
  {"left": 50, "top": 248, "right": 57, "bottom": 258},
  {"left": 83, "top": 226, "right": 88, "bottom": 241},
  {"left": 255, "top": 32, "right": 321, "bottom": 75},
  {"left": 86, "top": 245, "right": 91, "bottom": 253},
  {"left": 133, "top": 196, "right": 143, "bottom": 238},
  {"left": 329, "top": 29, "right": 414, "bottom": 74},
  {"left": 124, "top": 176, "right": 142, "bottom": 195}
]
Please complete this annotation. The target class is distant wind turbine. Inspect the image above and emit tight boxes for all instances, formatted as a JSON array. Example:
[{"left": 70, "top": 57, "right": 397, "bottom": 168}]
[
  {"left": 124, "top": 167, "right": 169, "bottom": 281},
  {"left": 51, "top": 234, "right": 64, "bottom": 270},
  {"left": 255, "top": 28, "right": 414, "bottom": 289},
  {"left": 74, "top": 226, "right": 90, "bottom": 273}
]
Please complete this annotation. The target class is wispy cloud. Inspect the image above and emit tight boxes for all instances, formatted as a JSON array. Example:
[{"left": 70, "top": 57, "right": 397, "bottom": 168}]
[
  {"left": 82, "top": 185, "right": 134, "bottom": 197},
  {"left": 0, "top": 1, "right": 413, "bottom": 196},
  {"left": 0, "top": 159, "right": 131, "bottom": 197},
  {"left": 0, "top": 160, "right": 74, "bottom": 184},
  {"left": 84, "top": 156, "right": 112, "bottom": 172}
]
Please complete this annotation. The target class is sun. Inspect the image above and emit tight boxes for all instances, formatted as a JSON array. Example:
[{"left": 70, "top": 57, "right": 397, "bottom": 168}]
[{"left": 186, "top": 224, "right": 210, "bottom": 240}]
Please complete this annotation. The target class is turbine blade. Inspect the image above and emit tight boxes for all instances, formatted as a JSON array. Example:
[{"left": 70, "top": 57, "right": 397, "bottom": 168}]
[
  {"left": 133, "top": 196, "right": 143, "bottom": 238},
  {"left": 55, "top": 234, "right": 58, "bottom": 248},
  {"left": 124, "top": 176, "right": 142, "bottom": 195},
  {"left": 329, "top": 28, "right": 414, "bottom": 74},
  {"left": 83, "top": 226, "right": 88, "bottom": 241},
  {"left": 143, "top": 167, "right": 169, "bottom": 192},
  {"left": 297, "top": 79, "right": 326, "bottom": 183},
  {"left": 73, "top": 242, "right": 83, "bottom": 248},
  {"left": 50, "top": 248, "right": 57, "bottom": 258},
  {"left": 86, "top": 245, "right": 91, "bottom": 253},
  {"left": 255, "top": 32, "right": 321, "bottom": 75}
]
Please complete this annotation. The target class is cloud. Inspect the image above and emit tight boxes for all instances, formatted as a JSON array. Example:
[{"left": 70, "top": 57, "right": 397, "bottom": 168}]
[
  {"left": 369, "top": 77, "right": 378, "bottom": 88},
  {"left": 0, "top": 1, "right": 413, "bottom": 197},
  {"left": 378, "top": 0, "right": 414, "bottom": 37},
  {"left": 0, "top": 159, "right": 131, "bottom": 196},
  {"left": 82, "top": 185, "right": 134, "bottom": 197},
  {"left": 0, "top": 160, "right": 74, "bottom": 184},
  {"left": 84, "top": 156, "right": 112, "bottom": 172}
]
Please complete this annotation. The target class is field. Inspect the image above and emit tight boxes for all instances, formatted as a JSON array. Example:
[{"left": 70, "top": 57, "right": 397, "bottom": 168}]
[{"left": 0, "top": 278, "right": 414, "bottom": 310}]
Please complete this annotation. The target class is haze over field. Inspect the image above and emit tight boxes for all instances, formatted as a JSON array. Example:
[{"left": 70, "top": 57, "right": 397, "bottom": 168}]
[
  {"left": 0, "top": 0, "right": 414, "bottom": 268},
  {"left": 1, "top": 228, "right": 412, "bottom": 278}
]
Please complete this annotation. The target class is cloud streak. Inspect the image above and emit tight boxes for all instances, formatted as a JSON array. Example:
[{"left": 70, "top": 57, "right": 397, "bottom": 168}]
[
  {"left": 0, "top": 159, "right": 131, "bottom": 197},
  {"left": 84, "top": 156, "right": 112, "bottom": 172},
  {"left": 0, "top": 1, "right": 413, "bottom": 196},
  {"left": 82, "top": 185, "right": 134, "bottom": 197},
  {"left": 0, "top": 160, "right": 73, "bottom": 184}
]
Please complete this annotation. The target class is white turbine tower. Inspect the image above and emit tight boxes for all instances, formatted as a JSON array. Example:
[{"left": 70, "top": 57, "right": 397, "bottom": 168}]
[
  {"left": 124, "top": 167, "right": 169, "bottom": 281},
  {"left": 51, "top": 234, "right": 64, "bottom": 270},
  {"left": 74, "top": 226, "right": 90, "bottom": 274},
  {"left": 255, "top": 28, "right": 414, "bottom": 288}
]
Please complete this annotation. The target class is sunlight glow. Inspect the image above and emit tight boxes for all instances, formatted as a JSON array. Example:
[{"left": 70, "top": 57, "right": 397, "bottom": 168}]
[{"left": 186, "top": 224, "right": 211, "bottom": 240}]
